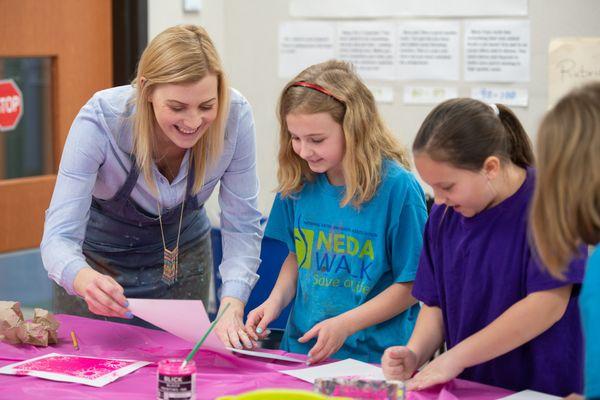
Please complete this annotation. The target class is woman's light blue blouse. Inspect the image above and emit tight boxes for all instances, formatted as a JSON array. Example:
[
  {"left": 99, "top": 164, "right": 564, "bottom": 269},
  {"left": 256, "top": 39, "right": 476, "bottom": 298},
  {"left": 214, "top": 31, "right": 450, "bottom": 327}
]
[{"left": 41, "top": 85, "right": 263, "bottom": 302}]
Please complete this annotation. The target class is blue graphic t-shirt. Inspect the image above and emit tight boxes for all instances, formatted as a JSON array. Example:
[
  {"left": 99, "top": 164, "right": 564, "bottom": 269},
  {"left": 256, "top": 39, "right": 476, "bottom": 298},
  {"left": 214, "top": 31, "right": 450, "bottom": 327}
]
[{"left": 265, "top": 160, "right": 427, "bottom": 363}]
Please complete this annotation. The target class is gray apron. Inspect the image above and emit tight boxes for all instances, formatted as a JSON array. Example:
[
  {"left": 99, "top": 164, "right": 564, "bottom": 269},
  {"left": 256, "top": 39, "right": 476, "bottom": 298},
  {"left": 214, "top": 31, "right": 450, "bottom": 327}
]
[{"left": 53, "top": 158, "right": 213, "bottom": 327}]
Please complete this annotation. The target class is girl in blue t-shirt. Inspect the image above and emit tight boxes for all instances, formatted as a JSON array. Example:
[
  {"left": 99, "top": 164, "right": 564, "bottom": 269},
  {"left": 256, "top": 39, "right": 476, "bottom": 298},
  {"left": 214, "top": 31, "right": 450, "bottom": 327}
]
[
  {"left": 530, "top": 82, "right": 600, "bottom": 399},
  {"left": 382, "top": 98, "right": 586, "bottom": 396},
  {"left": 244, "top": 60, "right": 427, "bottom": 364}
]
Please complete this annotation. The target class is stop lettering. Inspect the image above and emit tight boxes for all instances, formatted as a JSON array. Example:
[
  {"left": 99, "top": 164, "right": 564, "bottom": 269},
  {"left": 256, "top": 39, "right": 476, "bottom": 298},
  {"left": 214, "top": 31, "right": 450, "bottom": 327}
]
[{"left": 0, "top": 79, "right": 24, "bottom": 132}]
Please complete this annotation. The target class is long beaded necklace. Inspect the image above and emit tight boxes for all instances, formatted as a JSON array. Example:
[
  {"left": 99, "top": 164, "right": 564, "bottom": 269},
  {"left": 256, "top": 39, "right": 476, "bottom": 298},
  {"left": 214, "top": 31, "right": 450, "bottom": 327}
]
[{"left": 155, "top": 155, "right": 191, "bottom": 285}]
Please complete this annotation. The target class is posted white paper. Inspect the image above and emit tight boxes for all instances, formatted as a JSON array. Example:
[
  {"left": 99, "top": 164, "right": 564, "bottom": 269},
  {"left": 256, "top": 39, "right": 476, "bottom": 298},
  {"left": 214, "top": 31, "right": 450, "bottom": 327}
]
[
  {"left": 337, "top": 22, "right": 396, "bottom": 80},
  {"left": 279, "top": 21, "right": 336, "bottom": 78},
  {"left": 368, "top": 86, "right": 395, "bottom": 103},
  {"left": 397, "top": 20, "right": 460, "bottom": 81},
  {"left": 464, "top": 19, "right": 530, "bottom": 82},
  {"left": 403, "top": 86, "right": 458, "bottom": 105},
  {"left": 548, "top": 37, "right": 600, "bottom": 107},
  {"left": 289, "top": 0, "right": 527, "bottom": 18},
  {"left": 471, "top": 87, "right": 528, "bottom": 107}
]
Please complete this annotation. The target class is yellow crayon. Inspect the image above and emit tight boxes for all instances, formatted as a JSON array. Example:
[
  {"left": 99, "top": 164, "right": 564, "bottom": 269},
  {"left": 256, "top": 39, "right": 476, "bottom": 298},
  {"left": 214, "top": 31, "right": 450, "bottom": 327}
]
[{"left": 70, "top": 330, "right": 79, "bottom": 351}]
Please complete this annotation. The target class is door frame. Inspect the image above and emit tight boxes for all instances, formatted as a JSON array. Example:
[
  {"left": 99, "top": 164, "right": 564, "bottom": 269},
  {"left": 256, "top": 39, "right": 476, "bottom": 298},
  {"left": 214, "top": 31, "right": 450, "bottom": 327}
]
[{"left": 0, "top": 0, "right": 113, "bottom": 252}]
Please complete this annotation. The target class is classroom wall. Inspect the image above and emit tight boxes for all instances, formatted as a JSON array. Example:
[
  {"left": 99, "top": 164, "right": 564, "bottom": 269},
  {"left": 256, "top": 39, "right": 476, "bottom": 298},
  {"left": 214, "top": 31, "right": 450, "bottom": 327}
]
[{"left": 149, "top": 0, "right": 600, "bottom": 222}]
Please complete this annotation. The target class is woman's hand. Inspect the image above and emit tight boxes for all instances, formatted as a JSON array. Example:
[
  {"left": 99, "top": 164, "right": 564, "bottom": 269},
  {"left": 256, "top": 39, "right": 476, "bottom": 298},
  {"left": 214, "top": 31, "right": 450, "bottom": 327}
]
[
  {"left": 382, "top": 346, "right": 419, "bottom": 381},
  {"left": 298, "top": 316, "right": 351, "bottom": 364},
  {"left": 245, "top": 297, "right": 283, "bottom": 340},
  {"left": 214, "top": 297, "right": 256, "bottom": 349},
  {"left": 406, "top": 351, "right": 464, "bottom": 391},
  {"left": 73, "top": 267, "right": 131, "bottom": 318}
]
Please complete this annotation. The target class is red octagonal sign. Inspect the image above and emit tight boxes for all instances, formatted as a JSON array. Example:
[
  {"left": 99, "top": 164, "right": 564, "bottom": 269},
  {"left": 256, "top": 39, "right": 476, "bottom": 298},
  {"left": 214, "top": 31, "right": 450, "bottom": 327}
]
[{"left": 0, "top": 79, "right": 24, "bottom": 132}]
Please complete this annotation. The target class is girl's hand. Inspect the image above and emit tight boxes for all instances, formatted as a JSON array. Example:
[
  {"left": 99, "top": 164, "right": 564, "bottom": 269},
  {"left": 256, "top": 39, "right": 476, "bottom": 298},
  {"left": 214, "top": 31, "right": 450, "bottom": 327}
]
[
  {"left": 214, "top": 297, "right": 256, "bottom": 349},
  {"left": 382, "top": 346, "right": 418, "bottom": 381},
  {"left": 73, "top": 268, "right": 131, "bottom": 318},
  {"left": 245, "top": 298, "right": 283, "bottom": 340},
  {"left": 406, "top": 352, "right": 464, "bottom": 391},
  {"left": 298, "top": 316, "right": 351, "bottom": 364}
]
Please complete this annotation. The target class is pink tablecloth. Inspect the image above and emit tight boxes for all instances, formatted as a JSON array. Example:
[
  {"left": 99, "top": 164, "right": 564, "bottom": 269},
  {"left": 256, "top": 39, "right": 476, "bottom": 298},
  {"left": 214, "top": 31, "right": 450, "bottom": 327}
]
[{"left": 0, "top": 315, "right": 512, "bottom": 399}]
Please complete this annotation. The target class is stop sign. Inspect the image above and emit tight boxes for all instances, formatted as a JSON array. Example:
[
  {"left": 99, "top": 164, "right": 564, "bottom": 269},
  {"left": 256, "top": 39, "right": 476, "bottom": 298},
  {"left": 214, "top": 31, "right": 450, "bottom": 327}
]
[{"left": 0, "top": 79, "right": 24, "bottom": 132}]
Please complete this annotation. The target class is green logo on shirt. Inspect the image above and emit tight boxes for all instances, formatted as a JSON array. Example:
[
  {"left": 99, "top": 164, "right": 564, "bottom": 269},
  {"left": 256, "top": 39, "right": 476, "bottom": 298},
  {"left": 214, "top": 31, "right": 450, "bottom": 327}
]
[{"left": 294, "top": 227, "right": 314, "bottom": 269}]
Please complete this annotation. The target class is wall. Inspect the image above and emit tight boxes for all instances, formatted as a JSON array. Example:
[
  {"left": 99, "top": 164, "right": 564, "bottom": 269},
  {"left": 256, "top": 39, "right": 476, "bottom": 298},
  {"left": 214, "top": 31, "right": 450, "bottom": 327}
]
[{"left": 150, "top": 0, "right": 600, "bottom": 221}]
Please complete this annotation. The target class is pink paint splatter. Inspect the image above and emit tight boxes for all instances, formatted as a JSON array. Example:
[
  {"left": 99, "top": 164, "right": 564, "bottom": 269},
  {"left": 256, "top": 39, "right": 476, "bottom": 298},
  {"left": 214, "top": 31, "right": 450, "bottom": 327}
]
[{"left": 14, "top": 355, "right": 134, "bottom": 379}]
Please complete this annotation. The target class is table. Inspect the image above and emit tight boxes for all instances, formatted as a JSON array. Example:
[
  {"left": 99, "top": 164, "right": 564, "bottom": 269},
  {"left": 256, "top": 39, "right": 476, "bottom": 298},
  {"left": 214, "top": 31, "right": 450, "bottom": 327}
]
[{"left": 0, "top": 315, "right": 512, "bottom": 399}]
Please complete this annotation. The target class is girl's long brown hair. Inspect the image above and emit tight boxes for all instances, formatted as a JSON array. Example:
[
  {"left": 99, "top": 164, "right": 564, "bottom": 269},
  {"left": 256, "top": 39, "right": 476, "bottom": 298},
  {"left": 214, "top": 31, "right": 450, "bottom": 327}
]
[
  {"left": 531, "top": 82, "right": 600, "bottom": 277},
  {"left": 412, "top": 98, "right": 533, "bottom": 171},
  {"left": 277, "top": 60, "right": 409, "bottom": 207}
]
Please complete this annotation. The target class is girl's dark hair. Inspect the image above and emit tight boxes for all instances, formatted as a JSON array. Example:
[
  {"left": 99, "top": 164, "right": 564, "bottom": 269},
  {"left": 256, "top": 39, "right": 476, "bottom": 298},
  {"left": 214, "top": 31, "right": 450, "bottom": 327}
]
[{"left": 413, "top": 98, "right": 534, "bottom": 170}]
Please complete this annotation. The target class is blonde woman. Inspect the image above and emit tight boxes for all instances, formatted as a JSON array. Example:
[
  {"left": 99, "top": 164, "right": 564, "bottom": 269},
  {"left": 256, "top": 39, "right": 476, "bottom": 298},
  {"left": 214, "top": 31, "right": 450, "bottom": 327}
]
[
  {"left": 41, "top": 25, "right": 261, "bottom": 349},
  {"left": 531, "top": 82, "right": 600, "bottom": 399},
  {"left": 245, "top": 60, "right": 427, "bottom": 364}
]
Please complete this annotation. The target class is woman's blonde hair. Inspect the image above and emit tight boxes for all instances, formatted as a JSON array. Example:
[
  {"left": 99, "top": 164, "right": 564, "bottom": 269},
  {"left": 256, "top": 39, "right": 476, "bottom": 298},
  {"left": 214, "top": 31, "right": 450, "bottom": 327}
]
[
  {"left": 131, "top": 24, "right": 229, "bottom": 194},
  {"left": 277, "top": 60, "right": 409, "bottom": 207},
  {"left": 531, "top": 82, "right": 600, "bottom": 277}
]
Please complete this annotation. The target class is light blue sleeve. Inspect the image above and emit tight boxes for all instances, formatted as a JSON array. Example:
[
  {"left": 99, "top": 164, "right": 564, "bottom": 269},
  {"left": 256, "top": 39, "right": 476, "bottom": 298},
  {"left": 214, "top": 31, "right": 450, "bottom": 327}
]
[
  {"left": 40, "top": 99, "right": 108, "bottom": 295},
  {"left": 582, "top": 246, "right": 600, "bottom": 398},
  {"left": 264, "top": 193, "right": 296, "bottom": 253},
  {"left": 217, "top": 99, "right": 264, "bottom": 303},
  {"left": 388, "top": 178, "right": 428, "bottom": 283}
]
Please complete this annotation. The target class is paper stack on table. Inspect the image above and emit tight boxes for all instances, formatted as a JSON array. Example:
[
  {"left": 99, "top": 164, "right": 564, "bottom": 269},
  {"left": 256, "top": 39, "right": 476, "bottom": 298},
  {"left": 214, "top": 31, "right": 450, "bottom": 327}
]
[
  {"left": 280, "top": 358, "right": 386, "bottom": 383},
  {"left": 128, "top": 299, "right": 304, "bottom": 363},
  {"left": 500, "top": 390, "right": 560, "bottom": 399}
]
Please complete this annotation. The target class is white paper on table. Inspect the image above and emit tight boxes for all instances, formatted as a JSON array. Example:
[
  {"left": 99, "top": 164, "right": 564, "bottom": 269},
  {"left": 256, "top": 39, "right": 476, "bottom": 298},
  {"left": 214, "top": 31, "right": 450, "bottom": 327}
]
[
  {"left": 0, "top": 353, "right": 150, "bottom": 387},
  {"left": 128, "top": 299, "right": 304, "bottom": 363},
  {"left": 500, "top": 390, "right": 560, "bottom": 399},
  {"left": 226, "top": 347, "right": 304, "bottom": 363},
  {"left": 280, "top": 358, "right": 385, "bottom": 383}
]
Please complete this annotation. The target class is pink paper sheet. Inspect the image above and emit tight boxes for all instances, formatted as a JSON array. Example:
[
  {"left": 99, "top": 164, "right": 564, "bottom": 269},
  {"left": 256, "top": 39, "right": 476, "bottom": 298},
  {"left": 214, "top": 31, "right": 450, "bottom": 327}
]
[
  {"left": 0, "top": 315, "right": 513, "bottom": 399},
  {"left": 127, "top": 298, "right": 304, "bottom": 363}
]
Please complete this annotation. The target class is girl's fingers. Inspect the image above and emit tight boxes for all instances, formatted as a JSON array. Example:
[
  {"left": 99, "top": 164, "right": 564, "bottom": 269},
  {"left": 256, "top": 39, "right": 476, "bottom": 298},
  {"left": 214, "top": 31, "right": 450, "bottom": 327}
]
[
  {"left": 298, "top": 325, "right": 320, "bottom": 343},
  {"left": 244, "top": 312, "right": 261, "bottom": 340},
  {"left": 406, "top": 371, "right": 437, "bottom": 391},
  {"left": 310, "top": 339, "right": 335, "bottom": 364},
  {"left": 308, "top": 334, "right": 330, "bottom": 364}
]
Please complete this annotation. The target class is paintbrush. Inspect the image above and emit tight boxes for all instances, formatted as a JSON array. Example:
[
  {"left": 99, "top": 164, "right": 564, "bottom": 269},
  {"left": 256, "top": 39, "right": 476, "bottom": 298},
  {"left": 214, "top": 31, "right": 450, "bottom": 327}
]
[{"left": 180, "top": 303, "right": 230, "bottom": 370}]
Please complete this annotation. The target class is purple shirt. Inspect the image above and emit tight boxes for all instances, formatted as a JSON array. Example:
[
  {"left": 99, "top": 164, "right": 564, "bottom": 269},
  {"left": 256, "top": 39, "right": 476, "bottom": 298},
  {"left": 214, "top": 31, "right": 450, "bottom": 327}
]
[{"left": 413, "top": 168, "right": 585, "bottom": 396}]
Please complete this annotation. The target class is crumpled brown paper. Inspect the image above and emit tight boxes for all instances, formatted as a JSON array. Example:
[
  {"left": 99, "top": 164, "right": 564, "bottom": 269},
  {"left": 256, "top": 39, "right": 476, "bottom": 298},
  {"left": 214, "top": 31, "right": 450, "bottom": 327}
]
[
  {"left": 0, "top": 301, "right": 60, "bottom": 347},
  {"left": 0, "top": 301, "right": 24, "bottom": 344}
]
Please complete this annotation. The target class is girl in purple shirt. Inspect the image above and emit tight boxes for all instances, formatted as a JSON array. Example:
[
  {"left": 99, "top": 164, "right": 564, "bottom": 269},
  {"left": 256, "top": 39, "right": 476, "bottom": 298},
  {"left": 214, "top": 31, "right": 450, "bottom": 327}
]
[{"left": 382, "top": 98, "right": 586, "bottom": 396}]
